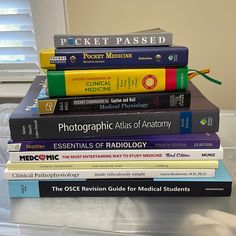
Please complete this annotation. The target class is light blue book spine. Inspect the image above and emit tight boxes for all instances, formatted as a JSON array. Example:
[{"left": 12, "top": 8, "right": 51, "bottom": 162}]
[{"left": 8, "top": 180, "right": 40, "bottom": 197}]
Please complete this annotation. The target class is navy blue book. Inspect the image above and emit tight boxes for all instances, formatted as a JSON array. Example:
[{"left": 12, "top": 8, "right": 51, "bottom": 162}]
[{"left": 40, "top": 46, "right": 188, "bottom": 70}]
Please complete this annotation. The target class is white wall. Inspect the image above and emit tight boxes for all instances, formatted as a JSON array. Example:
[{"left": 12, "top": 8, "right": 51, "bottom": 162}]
[{"left": 67, "top": 0, "right": 236, "bottom": 109}]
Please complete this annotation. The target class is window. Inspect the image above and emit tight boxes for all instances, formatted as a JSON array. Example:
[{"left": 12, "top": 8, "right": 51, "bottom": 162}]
[
  {"left": 0, "top": 0, "right": 39, "bottom": 82},
  {"left": 0, "top": 0, "right": 67, "bottom": 97}
]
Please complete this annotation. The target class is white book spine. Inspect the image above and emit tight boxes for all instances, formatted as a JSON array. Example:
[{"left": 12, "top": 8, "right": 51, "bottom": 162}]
[
  {"left": 4, "top": 168, "right": 215, "bottom": 180},
  {"left": 8, "top": 146, "right": 223, "bottom": 163}
]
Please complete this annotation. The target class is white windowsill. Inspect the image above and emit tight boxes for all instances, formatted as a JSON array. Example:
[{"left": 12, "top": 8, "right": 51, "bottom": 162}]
[{"left": 0, "top": 82, "right": 31, "bottom": 98}]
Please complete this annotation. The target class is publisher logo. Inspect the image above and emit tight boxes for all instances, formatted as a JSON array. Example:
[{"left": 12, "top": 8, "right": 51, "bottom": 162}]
[
  {"left": 200, "top": 118, "right": 207, "bottom": 126},
  {"left": 69, "top": 55, "right": 77, "bottom": 64},
  {"left": 155, "top": 54, "right": 162, "bottom": 62},
  {"left": 45, "top": 102, "right": 54, "bottom": 112},
  {"left": 142, "top": 75, "right": 157, "bottom": 90},
  {"left": 168, "top": 54, "right": 178, "bottom": 62},
  {"left": 200, "top": 117, "right": 213, "bottom": 127}
]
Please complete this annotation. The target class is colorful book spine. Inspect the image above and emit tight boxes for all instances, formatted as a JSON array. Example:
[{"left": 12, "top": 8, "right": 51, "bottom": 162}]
[
  {"left": 54, "top": 28, "right": 173, "bottom": 48},
  {"left": 40, "top": 46, "right": 188, "bottom": 70},
  {"left": 7, "top": 133, "right": 221, "bottom": 152},
  {"left": 46, "top": 67, "right": 188, "bottom": 97},
  {"left": 4, "top": 168, "right": 215, "bottom": 180},
  {"left": 6, "top": 160, "right": 219, "bottom": 170},
  {"left": 9, "top": 77, "right": 220, "bottom": 141},
  {"left": 8, "top": 147, "right": 224, "bottom": 163},
  {"left": 37, "top": 88, "right": 191, "bottom": 114},
  {"left": 7, "top": 162, "right": 232, "bottom": 197}
]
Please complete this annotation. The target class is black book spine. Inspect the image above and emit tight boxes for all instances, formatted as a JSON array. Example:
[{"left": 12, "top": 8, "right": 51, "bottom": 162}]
[
  {"left": 9, "top": 108, "right": 219, "bottom": 141},
  {"left": 38, "top": 91, "right": 191, "bottom": 114},
  {"left": 8, "top": 179, "right": 232, "bottom": 197}
]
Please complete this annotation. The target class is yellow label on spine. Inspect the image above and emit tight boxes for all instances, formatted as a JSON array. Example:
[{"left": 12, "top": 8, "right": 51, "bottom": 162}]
[
  {"left": 6, "top": 160, "right": 218, "bottom": 170},
  {"left": 38, "top": 99, "right": 57, "bottom": 114},
  {"left": 64, "top": 68, "right": 166, "bottom": 96},
  {"left": 40, "top": 49, "right": 56, "bottom": 70}
]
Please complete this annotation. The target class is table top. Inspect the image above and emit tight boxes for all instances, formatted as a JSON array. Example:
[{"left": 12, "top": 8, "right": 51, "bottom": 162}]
[{"left": 0, "top": 105, "right": 236, "bottom": 236}]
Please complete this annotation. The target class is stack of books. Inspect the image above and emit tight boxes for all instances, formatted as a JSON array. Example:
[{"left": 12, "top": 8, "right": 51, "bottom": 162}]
[{"left": 5, "top": 28, "right": 232, "bottom": 197}]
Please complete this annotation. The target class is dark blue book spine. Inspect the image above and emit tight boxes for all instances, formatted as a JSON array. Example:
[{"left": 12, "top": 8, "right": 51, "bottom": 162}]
[{"left": 51, "top": 46, "right": 188, "bottom": 70}]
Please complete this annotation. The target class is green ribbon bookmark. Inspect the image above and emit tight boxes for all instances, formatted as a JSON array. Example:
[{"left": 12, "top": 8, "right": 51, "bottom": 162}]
[{"left": 188, "top": 68, "right": 222, "bottom": 85}]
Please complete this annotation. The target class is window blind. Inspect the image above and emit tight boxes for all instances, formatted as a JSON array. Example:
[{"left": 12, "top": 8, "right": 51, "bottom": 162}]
[{"left": 0, "top": 0, "right": 40, "bottom": 82}]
